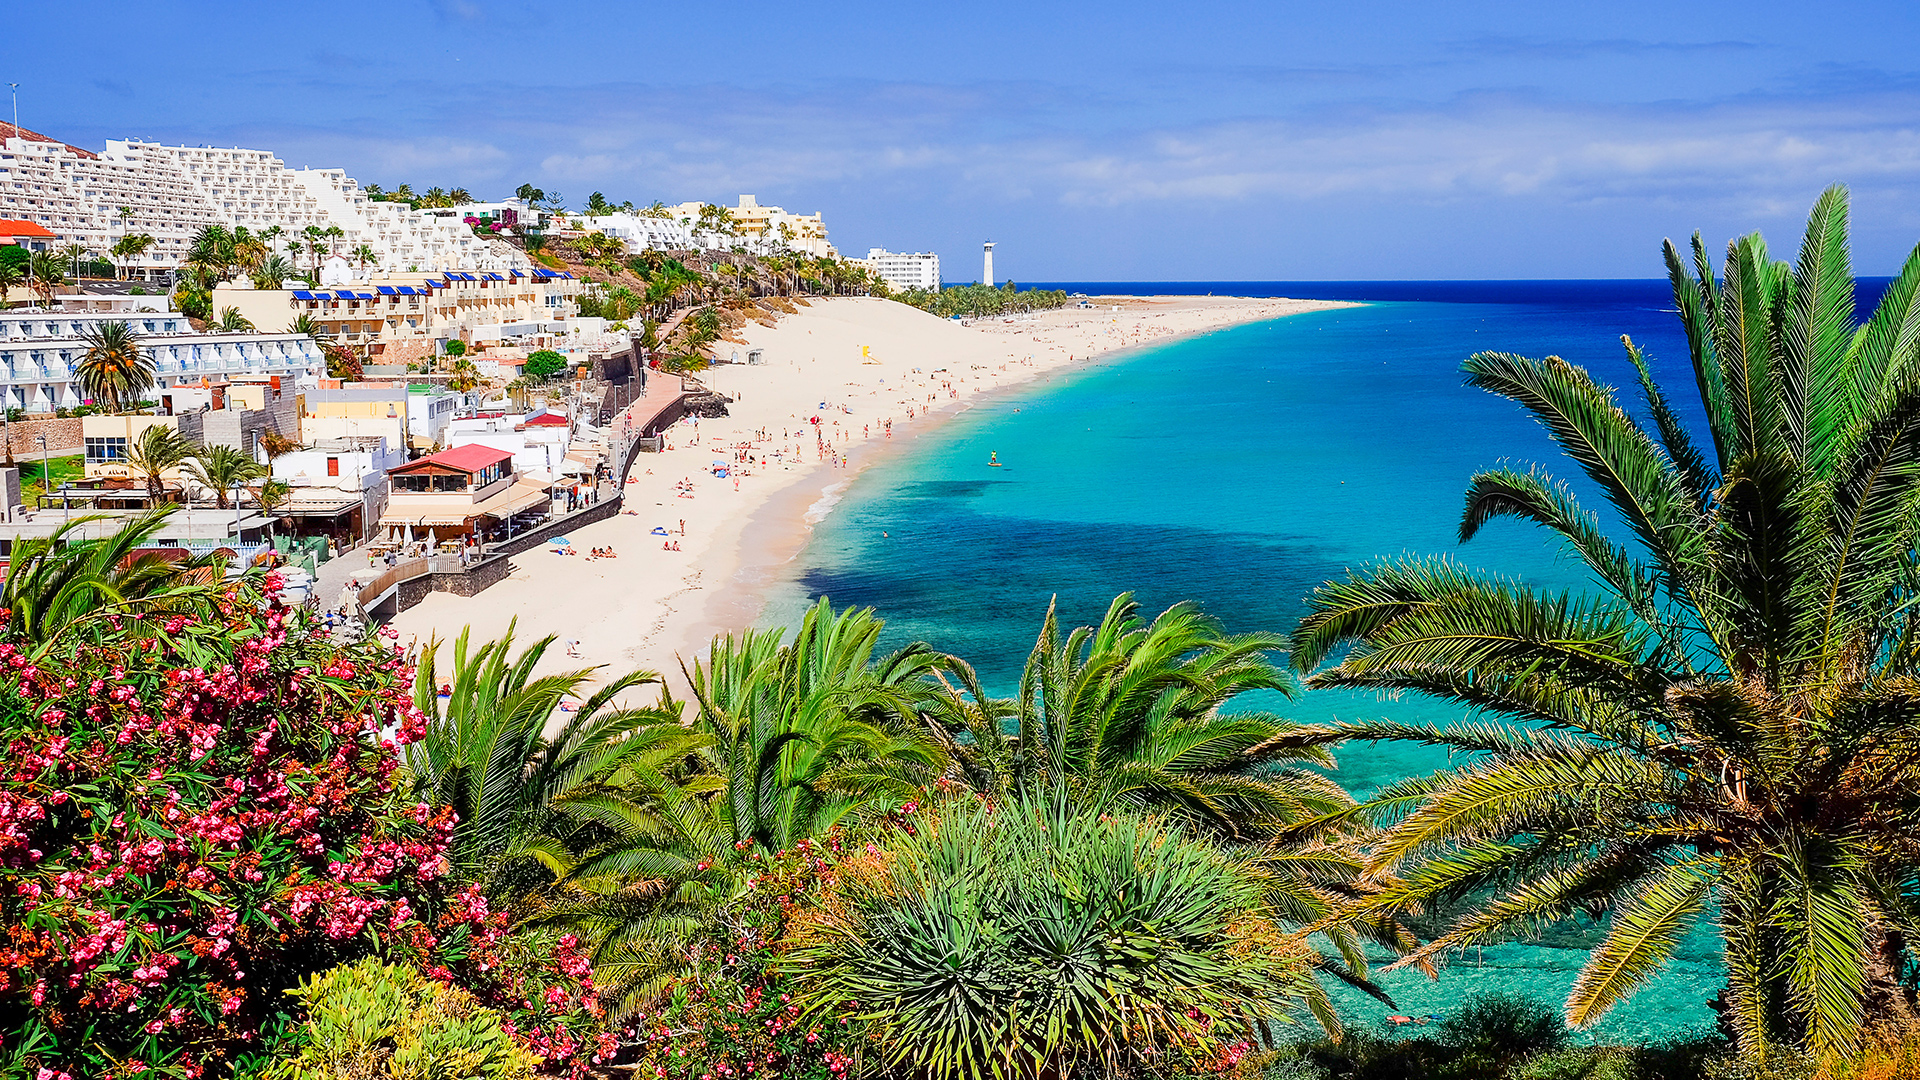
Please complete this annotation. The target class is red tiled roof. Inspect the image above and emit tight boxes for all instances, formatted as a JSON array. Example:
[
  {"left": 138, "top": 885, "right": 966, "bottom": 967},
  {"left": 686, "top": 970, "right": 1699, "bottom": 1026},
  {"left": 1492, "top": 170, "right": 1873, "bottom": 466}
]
[
  {"left": 390, "top": 444, "right": 514, "bottom": 475},
  {"left": 0, "top": 220, "right": 56, "bottom": 239},
  {"left": 523, "top": 413, "right": 569, "bottom": 427},
  {"left": 0, "top": 123, "right": 98, "bottom": 160}
]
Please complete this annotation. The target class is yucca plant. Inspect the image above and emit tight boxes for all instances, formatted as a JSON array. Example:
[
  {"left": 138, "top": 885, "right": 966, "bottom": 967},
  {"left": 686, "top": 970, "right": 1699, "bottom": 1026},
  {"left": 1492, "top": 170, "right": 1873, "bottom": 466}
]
[
  {"left": 1291, "top": 186, "right": 1920, "bottom": 1059},
  {"left": 785, "top": 794, "right": 1328, "bottom": 1080}
]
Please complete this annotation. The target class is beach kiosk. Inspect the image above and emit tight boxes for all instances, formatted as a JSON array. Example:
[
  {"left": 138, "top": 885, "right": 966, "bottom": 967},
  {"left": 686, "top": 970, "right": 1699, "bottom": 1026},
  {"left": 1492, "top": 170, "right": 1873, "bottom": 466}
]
[{"left": 378, "top": 444, "right": 554, "bottom": 545}]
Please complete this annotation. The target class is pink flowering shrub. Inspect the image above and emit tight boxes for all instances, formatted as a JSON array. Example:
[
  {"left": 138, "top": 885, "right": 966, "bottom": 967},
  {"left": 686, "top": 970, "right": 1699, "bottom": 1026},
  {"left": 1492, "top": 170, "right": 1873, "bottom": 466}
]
[
  {"left": 623, "top": 834, "right": 881, "bottom": 1080},
  {"left": 0, "top": 582, "right": 605, "bottom": 1079}
]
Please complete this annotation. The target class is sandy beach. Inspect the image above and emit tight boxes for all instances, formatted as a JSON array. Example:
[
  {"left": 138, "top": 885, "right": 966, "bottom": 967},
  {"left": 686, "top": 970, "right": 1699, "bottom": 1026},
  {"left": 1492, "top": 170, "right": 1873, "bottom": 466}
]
[{"left": 388, "top": 294, "right": 1355, "bottom": 696}]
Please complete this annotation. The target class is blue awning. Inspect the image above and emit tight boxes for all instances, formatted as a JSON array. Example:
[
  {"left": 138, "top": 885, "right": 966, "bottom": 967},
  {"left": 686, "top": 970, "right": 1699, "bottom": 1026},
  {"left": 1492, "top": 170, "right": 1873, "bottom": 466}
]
[
  {"left": 397, "top": 286, "right": 418, "bottom": 295},
  {"left": 376, "top": 285, "right": 397, "bottom": 295},
  {"left": 483, "top": 272, "right": 503, "bottom": 280},
  {"left": 311, "top": 291, "right": 334, "bottom": 300},
  {"left": 292, "top": 291, "right": 315, "bottom": 300}
]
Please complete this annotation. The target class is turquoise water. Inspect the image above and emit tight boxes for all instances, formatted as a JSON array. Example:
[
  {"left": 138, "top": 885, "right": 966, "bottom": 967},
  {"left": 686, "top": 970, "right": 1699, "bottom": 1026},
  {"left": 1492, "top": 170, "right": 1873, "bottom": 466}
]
[{"left": 762, "top": 283, "right": 1746, "bottom": 1042}]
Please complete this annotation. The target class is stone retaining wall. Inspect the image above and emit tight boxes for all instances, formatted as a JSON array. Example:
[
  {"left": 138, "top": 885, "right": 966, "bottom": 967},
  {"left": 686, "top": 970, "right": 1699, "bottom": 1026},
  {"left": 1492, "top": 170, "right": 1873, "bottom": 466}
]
[
  {"left": 494, "top": 498, "right": 623, "bottom": 556},
  {"left": 394, "top": 553, "right": 512, "bottom": 609},
  {"left": 0, "top": 418, "right": 83, "bottom": 458}
]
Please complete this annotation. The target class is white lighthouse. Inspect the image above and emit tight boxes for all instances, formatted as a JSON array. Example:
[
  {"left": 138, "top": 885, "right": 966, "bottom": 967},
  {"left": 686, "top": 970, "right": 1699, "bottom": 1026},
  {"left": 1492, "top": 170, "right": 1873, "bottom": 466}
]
[{"left": 983, "top": 241, "right": 995, "bottom": 286}]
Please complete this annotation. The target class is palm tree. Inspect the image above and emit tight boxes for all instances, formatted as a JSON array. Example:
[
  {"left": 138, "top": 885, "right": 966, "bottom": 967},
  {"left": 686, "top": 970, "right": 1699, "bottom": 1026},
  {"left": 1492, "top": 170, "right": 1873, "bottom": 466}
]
[
  {"left": 27, "top": 252, "right": 64, "bottom": 304},
  {"left": 0, "top": 260, "right": 22, "bottom": 307},
  {"left": 183, "top": 444, "right": 267, "bottom": 509},
  {"left": 109, "top": 234, "right": 154, "bottom": 280},
  {"left": 560, "top": 600, "right": 957, "bottom": 996},
  {"left": 252, "top": 478, "right": 291, "bottom": 533},
  {"left": 216, "top": 307, "right": 255, "bottom": 333},
  {"left": 289, "top": 312, "right": 332, "bottom": 346},
  {"left": 126, "top": 424, "right": 192, "bottom": 505},
  {"left": 251, "top": 254, "right": 297, "bottom": 291},
  {"left": 406, "top": 622, "right": 679, "bottom": 893},
  {"left": 75, "top": 321, "right": 154, "bottom": 412},
  {"left": 55, "top": 243, "right": 90, "bottom": 279},
  {"left": 1290, "top": 186, "right": 1920, "bottom": 1060},
  {"left": 350, "top": 244, "right": 377, "bottom": 270},
  {"left": 940, "top": 593, "right": 1350, "bottom": 840},
  {"left": 0, "top": 509, "right": 225, "bottom": 644}
]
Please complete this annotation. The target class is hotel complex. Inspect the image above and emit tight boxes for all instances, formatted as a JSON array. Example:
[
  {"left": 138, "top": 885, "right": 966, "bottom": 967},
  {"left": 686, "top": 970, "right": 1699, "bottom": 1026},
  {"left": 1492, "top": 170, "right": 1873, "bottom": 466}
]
[
  {"left": 856, "top": 248, "right": 942, "bottom": 292},
  {"left": 1, "top": 124, "right": 521, "bottom": 277},
  {"left": 0, "top": 309, "right": 324, "bottom": 412}
]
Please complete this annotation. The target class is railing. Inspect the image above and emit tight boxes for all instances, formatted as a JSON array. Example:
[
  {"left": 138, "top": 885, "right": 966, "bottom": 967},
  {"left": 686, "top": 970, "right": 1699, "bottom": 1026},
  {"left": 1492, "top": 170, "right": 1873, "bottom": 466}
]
[{"left": 355, "top": 557, "right": 431, "bottom": 609}]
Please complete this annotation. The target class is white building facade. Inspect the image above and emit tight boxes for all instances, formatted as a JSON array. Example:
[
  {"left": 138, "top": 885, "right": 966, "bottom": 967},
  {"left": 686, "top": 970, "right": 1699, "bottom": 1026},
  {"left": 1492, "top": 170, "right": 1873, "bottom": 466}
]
[
  {"left": 666, "top": 196, "right": 837, "bottom": 257},
  {"left": 0, "top": 128, "right": 525, "bottom": 278},
  {"left": 0, "top": 311, "right": 324, "bottom": 412},
  {"left": 857, "top": 248, "right": 942, "bottom": 292}
]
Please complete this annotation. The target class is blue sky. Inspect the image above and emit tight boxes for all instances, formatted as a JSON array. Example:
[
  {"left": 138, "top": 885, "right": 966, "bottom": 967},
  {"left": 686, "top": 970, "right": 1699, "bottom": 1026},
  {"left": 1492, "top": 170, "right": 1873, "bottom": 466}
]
[{"left": 13, "top": 1, "right": 1920, "bottom": 279}]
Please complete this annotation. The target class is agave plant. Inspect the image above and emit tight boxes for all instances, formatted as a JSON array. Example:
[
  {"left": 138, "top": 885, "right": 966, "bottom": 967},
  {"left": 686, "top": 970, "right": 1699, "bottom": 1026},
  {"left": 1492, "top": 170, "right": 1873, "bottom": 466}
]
[
  {"left": 787, "top": 795, "right": 1329, "bottom": 1080},
  {"left": 1292, "top": 186, "right": 1920, "bottom": 1058}
]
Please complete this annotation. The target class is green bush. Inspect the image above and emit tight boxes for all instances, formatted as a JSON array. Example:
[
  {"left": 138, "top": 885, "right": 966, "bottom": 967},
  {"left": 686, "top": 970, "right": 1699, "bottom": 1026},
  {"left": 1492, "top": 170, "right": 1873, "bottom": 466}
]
[
  {"left": 443, "top": 338, "right": 468, "bottom": 357},
  {"left": 270, "top": 956, "right": 536, "bottom": 1080},
  {"left": 525, "top": 349, "right": 566, "bottom": 378},
  {"left": 788, "top": 797, "right": 1320, "bottom": 1080},
  {"left": 1512, "top": 1048, "right": 1633, "bottom": 1080},
  {"left": 1438, "top": 993, "right": 1568, "bottom": 1063}
]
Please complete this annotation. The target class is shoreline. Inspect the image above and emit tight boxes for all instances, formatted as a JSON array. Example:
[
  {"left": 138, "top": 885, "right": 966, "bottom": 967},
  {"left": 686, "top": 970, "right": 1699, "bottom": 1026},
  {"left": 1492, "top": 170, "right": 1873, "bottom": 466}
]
[
  {"left": 387, "top": 294, "right": 1358, "bottom": 703},
  {"left": 693, "top": 309, "right": 1270, "bottom": 654}
]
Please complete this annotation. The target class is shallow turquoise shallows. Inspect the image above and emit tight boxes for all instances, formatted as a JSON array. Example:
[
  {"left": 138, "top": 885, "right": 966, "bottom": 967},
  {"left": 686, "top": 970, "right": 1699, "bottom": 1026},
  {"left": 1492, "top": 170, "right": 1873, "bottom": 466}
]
[{"left": 758, "top": 280, "right": 1810, "bottom": 1043}]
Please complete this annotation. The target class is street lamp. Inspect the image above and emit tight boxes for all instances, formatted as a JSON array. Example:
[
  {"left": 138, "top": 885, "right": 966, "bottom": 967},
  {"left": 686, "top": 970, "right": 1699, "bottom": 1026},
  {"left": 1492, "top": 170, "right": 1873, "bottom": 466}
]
[{"left": 35, "top": 435, "right": 62, "bottom": 526}]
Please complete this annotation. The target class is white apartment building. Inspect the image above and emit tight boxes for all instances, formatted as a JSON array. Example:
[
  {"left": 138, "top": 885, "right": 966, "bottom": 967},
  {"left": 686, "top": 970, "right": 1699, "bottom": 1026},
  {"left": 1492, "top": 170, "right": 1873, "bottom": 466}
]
[
  {"left": 0, "top": 126, "right": 524, "bottom": 278},
  {"left": 667, "top": 196, "right": 836, "bottom": 257},
  {"left": 590, "top": 213, "right": 721, "bottom": 253},
  {"left": 857, "top": 248, "right": 942, "bottom": 292},
  {"left": 1, "top": 129, "right": 224, "bottom": 276},
  {"left": 0, "top": 311, "right": 324, "bottom": 412}
]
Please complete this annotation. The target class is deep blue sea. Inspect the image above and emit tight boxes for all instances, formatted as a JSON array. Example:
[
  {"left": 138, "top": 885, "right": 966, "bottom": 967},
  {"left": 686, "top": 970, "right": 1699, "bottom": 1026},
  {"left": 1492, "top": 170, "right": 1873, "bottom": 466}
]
[{"left": 762, "top": 279, "right": 1895, "bottom": 1043}]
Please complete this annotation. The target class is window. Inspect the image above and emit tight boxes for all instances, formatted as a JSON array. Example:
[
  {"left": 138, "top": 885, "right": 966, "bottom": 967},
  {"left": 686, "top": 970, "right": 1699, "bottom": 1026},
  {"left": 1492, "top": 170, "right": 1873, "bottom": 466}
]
[
  {"left": 85, "top": 436, "right": 128, "bottom": 463},
  {"left": 326, "top": 457, "right": 340, "bottom": 477}
]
